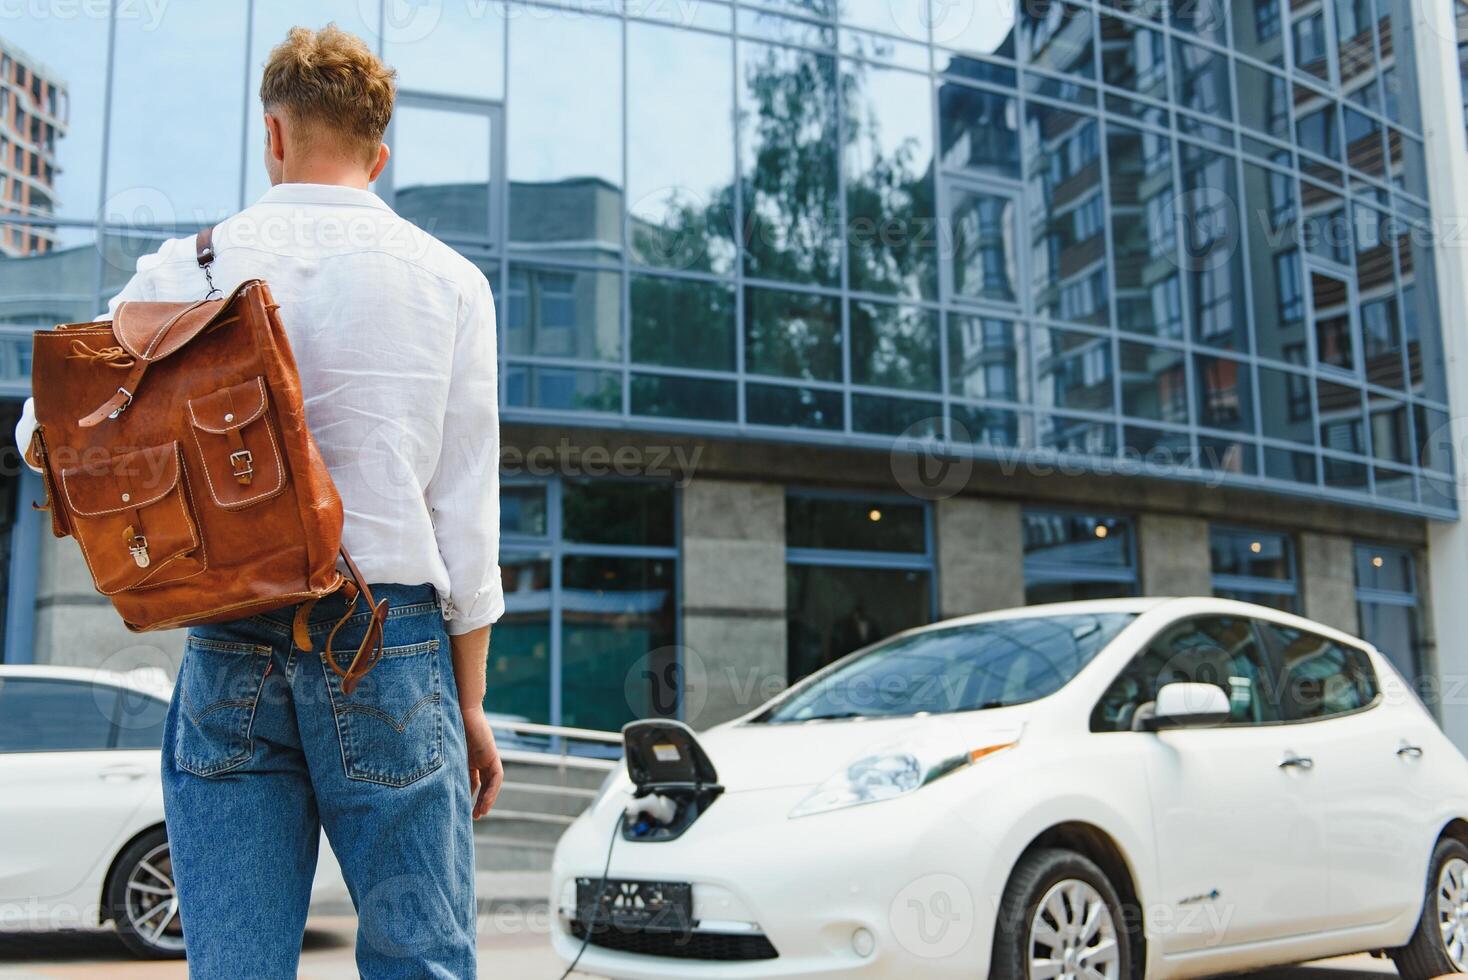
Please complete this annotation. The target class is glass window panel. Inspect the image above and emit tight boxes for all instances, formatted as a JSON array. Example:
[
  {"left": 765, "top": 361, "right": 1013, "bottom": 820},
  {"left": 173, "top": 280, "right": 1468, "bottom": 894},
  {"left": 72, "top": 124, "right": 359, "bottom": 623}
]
[
  {"left": 1265, "top": 445, "right": 1319, "bottom": 483},
  {"left": 1374, "top": 466, "right": 1416, "bottom": 502},
  {"left": 845, "top": 62, "right": 937, "bottom": 300},
  {"left": 627, "top": 23, "right": 736, "bottom": 275},
  {"left": 1354, "top": 543, "right": 1414, "bottom": 593},
  {"left": 1120, "top": 341, "right": 1187, "bottom": 424},
  {"left": 563, "top": 479, "right": 675, "bottom": 547},
  {"left": 1023, "top": 510, "right": 1132, "bottom": 565},
  {"left": 1399, "top": 225, "right": 1448, "bottom": 404},
  {"left": 1414, "top": 405, "right": 1451, "bottom": 473},
  {"left": 1377, "top": 0, "right": 1421, "bottom": 133},
  {"left": 1107, "top": 124, "right": 1182, "bottom": 338},
  {"left": 1020, "top": 2, "right": 1096, "bottom": 79},
  {"left": 1358, "top": 599, "right": 1424, "bottom": 685},
  {"left": 1261, "top": 622, "right": 1379, "bottom": 719},
  {"left": 745, "top": 0, "right": 836, "bottom": 19},
  {"left": 1236, "top": 62, "right": 1292, "bottom": 141},
  {"left": 486, "top": 554, "right": 552, "bottom": 725},
  {"left": 951, "top": 404, "right": 1026, "bottom": 447},
  {"left": 629, "top": 0, "right": 733, "bottom": 31},
  {"left": 1037, "top": 415, "right": 1118, "bottom": 455},
  {"left": 561, "top": 555, "right": 677, "bottom": 730},
  {"left": 1335, "top": 0, "right": 1377, "bottom": 90},
  {"left": 506, "top": 265, "right": 621, "bottom": 361},
  {"left": 738, "top": 7, "right": 836, "bottom": 47},
  {"left": 851, "top": 393, "right": 941, "bottom": 436},
  {"left": 1025, "top": 104, "right": 1106, "bottom": 326},
  {"left": 109, "top": 4, "right": 247, "bottom": 225},
  {"left": 1293, "top": 8, "right": 1330, "bottom": 81},
  {"left": 947, "top": 185, "right": 1020, "bottom": 305},
  {"left": 1309, "top": 269, "right": 1355, "bottom": 372},
  {"left": 1321, "top": 455, "right": 1367, "bottom": 490},
  {"left": 849, "top": 301, "right": 940, "bottom": 393},
  {"left": 1300, "top": 182, "right": 1351, "bottom": 265},
  {"left": 1199, "top": 436, "right": 1258, "bottom": 475},
  {"left": 1353, "top": 203, "right": 1403, "bottom": 389},
  {"left": 1024, "top": 73, "right": 1097, "bottom": 107},
  {"left": 0, "top": 679, "right": 115, "bottom": 752},
  {"left": 508, "top": 14, "right": 622, "bottom": 263},
  {"left": 1318, "top": 380, "right": 1366, "bottom": 454},
  {"left": 0, "top": 225, "right": 99, "bottom": 341},
  {"left": 1170, "top": 0, "right": 1227, "bottom": 41},
  {"left": 932, "top": 2, "right": 1016, "bottom": 60},
  {"left": 746, "top": 382, "right": 843, "bottom": 430},
  {"left": 1367, "top": 394, "right": 1411, "bottom": 464},
  {"left": 1244, "top": 166, "right": 1306, "bottom": 364},
  {"left": 0, "top": 4, "right": 109, "bottom": 221},
  {"left": 504, "top": 365, "right": 621, "bottom": 413},
  {"left": 841, "top": 28, "right": 931, "bottom": 70},
  {"left": 391, "top": 104, "right": 493, "bottom": 241},
  {"left": 838, "top": 1, "right": 928, "bottom": 42},
  {"left": 383, "top": 0, "right": 503, "bottom": 100},
  {"left": 1343, "top": 107, "right": 1385, "bottom": 184},
  {"left": 1257, "top": 364, "right": 1315, "bottom": 444},
  {"left": 948, "top": 316, "right": 1028, "bottom": 403},
  {"left": 1233, "top": 0, "right": 1287, "bottom": 66},
  {"left": 1295, "top": 89, "right": 1342, "bottom": 166},
  {"left": 1033, "top": 327, "right": 1113, "bottom": 416},
  {"left": 1100, "top": 15, "right": 1168, "bottom": 102},
  {"left": 744, "top": 286, "right": 842, "bottom": 381},
  {"left": 630, "top": 274, "right": 735, "bottom": 371},
  {"left": 740, "top": 42, "right": 841, "bottom": 286},
  {"left": 786, "top": 495, "right": 926, "bottom": 552},
  {"left": 1196, "top": 354, "right": 1254, "bottom": 432},
  {"left": 1211, "top": 526, "right": 1294, "bottom": 580},
  {"left": 1172, "top": 40, "right": 1232, "bottom": 121},
  {"left": 630, "top": 373, "right": 737, "bottom": 422},
  {"left": 938, "top": 85, "right": 1020, "bottom": 179},
  {"left": 501, "top": 486, "right": 549, "bottom": 538},
  {"left": 937, "top": 54, "right": 1019, "bottom": 87},
  {"left": 786, "top": 564, "right": 931, "bottom": 681},
  {"left": 1179, "top": 143, "right": 1248, "bottom": 351},
  {"left": 1123, "top": 424, "right": 1192, "bottom": 466}
]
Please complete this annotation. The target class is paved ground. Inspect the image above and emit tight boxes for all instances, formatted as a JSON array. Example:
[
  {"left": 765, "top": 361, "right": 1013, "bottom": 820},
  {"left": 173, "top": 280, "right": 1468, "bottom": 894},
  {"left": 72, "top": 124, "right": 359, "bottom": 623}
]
[{"left": 0, "top": 916, "right": 1401, "bottom": 978}]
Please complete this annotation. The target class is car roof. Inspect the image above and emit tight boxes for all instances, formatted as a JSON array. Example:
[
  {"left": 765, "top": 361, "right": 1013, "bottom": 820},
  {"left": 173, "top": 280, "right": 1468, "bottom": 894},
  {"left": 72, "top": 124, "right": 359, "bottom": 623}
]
[{"left": 0, "top": 663, "right": 173, "bottom": 700}]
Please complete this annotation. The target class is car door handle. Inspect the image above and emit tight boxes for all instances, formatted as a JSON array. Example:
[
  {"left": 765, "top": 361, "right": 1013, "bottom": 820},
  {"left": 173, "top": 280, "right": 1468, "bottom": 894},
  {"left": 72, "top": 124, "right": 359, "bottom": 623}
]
[
  {"left": 1397, "top": 742, "right": 1425, "bottom": 760},
  {"left": 1279, "top": 753, "right": 1314, "bottom": 771}
]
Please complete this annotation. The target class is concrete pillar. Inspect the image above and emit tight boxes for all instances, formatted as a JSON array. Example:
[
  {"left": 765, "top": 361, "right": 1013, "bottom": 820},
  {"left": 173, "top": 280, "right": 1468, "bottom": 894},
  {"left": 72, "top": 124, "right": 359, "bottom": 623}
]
[
  {"left": 1414, "top": 0, "right": 1468, "bottom": 749},
  {"left": 934, "top": 496, "right": 1023, "bottom": 617},
  {"left": 679, "top": 479, "right": 786, "bottom": 729},
  {"left": 1298, "top": 532, "right": 1359, "bottom": 636},
  {"left": 1137, "top": 514, "right": 1212, "bottom": 597}
]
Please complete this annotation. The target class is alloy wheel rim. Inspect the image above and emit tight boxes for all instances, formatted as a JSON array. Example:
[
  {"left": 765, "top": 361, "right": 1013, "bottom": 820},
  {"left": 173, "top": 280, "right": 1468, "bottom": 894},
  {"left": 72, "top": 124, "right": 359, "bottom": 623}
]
[
  {"left": 124, "top": 842, "right": 185, "bottom": 952},
  {"left": 1438, "top": 856, "right": 1468, "bottom": 969},
  {"left": 1027, "top": 878, "right": 1121, "bottom": 980}
]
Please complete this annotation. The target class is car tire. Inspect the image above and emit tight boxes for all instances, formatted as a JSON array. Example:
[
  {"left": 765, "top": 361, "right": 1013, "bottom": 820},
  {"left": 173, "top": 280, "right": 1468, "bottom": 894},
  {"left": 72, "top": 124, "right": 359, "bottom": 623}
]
[
  {"left": 105, "top": 826, "right": 186, "bottom": 960},
  {"left": 1390, "top": 836, "right": 1468, "bottom": 980},
  {"left": 991, "top": 847, "right": 1135, "bottom": 980}
]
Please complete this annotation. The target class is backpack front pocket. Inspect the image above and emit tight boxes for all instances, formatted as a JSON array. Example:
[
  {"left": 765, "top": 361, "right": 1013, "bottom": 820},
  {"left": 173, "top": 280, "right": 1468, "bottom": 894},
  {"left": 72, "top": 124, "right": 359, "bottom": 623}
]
[
  {"left": 60, "top": 441, "right": 204, "bottom": 593},
  {"left": 187, "top": 376, "right": 286, "bottom": 510}
]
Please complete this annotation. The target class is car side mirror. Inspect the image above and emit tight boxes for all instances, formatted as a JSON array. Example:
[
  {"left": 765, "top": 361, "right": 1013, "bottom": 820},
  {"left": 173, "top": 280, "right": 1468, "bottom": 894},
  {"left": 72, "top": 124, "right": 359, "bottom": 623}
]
[{"left": 1144, "top": 682, "right": 1231, "bottom": 731}]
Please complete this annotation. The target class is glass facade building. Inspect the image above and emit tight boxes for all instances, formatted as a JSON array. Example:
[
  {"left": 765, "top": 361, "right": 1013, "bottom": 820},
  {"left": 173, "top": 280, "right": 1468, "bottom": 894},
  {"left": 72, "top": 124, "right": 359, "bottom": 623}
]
[{"left": 0, "top": 0, "right": 1459, "bottom": 734}]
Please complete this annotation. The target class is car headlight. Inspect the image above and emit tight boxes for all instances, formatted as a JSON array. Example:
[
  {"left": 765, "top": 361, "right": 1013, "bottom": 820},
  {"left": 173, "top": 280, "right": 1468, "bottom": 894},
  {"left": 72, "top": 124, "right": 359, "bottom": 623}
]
[{"left": 789, "top": 731, "right": 1019, "bottom": 819}]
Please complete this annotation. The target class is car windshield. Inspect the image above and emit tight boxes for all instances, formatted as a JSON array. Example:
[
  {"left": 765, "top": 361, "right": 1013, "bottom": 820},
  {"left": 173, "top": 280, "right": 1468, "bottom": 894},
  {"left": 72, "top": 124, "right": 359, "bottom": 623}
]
[{"left": 755, "top": 613, "right": 1137, "bottom": 724}]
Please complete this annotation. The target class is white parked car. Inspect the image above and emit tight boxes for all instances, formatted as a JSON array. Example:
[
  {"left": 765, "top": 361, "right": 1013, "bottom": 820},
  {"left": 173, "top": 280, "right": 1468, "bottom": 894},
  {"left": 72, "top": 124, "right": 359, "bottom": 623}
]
[
  {"left": 0, "top": 665, "right": 343, "bottom": 958},
  {"left": 552, "top": 598, "right": 1468, "bottom": 979}
]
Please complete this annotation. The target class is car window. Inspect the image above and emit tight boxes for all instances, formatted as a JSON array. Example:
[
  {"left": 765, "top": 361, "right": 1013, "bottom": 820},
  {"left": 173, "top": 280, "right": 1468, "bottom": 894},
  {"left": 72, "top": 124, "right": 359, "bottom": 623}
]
[
  {"left": 112, "top": 688, "right": 168, "bottom": 749},
  {"left": 1255, "top": 622, "right": 1378, "bottom": 720},
  {"left": 1092, "top": 615, "right": 1281, "bottom": 731},
  {"left": 0, "top": 678, "right": 118, "bottom": 752},
  {"left": 756, "top": 613, "right": 1137, "bottom": 723}
]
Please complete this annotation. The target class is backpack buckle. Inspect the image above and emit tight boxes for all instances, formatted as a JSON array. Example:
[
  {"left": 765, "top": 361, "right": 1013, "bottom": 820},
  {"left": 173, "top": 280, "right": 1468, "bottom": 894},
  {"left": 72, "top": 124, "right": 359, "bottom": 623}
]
[
  {"left": 229, "top": 449, "right": 254, "bottom": 483},
  {"left": 127, "top": 534, "right": 150, "bottom": 569},
  {"left": 107, "top": 387, "right": 133, "bottom": 420}
]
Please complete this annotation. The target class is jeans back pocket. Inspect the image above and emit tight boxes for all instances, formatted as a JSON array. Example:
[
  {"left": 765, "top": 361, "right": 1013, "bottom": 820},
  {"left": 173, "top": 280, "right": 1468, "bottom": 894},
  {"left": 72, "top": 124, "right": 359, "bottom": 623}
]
[
  {"left": 322, "top": 638, "right": 444, "bottom": 787},
  {"left": 175, "top": 636, "right": 271, "bottom": 777}
]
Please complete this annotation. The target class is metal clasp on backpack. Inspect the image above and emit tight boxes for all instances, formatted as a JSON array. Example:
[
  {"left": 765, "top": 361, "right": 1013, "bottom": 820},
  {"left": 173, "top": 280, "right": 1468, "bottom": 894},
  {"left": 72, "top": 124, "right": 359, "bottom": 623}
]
[
  {"left": 127, "top": 533, "right": 150, "bottom": 569},
  {"left": 229, "top": 449, "right": 254, "bottom": 483},
  {"left": 107, "top": 387, "right": 133, "bottom": 420}
]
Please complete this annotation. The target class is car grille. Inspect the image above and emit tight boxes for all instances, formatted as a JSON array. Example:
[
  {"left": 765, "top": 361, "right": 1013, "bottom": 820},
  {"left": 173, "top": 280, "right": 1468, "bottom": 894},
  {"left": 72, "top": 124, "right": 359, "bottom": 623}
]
[{"left": 569, "top": 921, "right": 779, "bottom": 961}]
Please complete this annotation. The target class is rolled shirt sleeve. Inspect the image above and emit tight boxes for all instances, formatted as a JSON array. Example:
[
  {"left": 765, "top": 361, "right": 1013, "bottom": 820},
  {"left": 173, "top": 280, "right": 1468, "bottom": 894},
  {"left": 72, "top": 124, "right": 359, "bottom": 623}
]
[{"left": 426, "top": 272, "right": 504, "bottom": 635}]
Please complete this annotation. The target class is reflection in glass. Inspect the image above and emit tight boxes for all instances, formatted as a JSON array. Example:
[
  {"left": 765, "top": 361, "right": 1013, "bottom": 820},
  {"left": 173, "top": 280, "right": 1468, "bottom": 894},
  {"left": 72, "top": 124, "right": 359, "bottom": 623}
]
[
  {"left": 787, "top": 495, "right": 926, "bottom": 552},
  {"left": 745, "top": 286, "right": 841, "bottom": 381},
  {"left": 1173, "top": 40, "right": 1232, "bottom": 121},
  {"left": 1353, "top": 203, "right": 1403, "bottom": 389},
  {"left": 561, "top": 555, "right": 677, "bottom": 731},
  {"left": 844, "top": 61, "right": 937, "bottom": 299},
  {"left": 1025, "top": 103, "right": 1106, "bottom": 326},
  {"left": 506, "top": 265, "right": 621, "bottom": 361},
  {"left": 740, "top": 42, "right": 841, "bottom": 285},
  {"left": 747, "top": 382, "right": 843, "bottom": 430},
  {"left": 503, "top": 366, "right": 621, "bottom": 414},
  {"left": 1399, "top": 224, "right": 1448, "bottom": 404},
  {"left": 948, "top": 186, "right": 1019, "bottom": 305},
  {"left": 630, "top": 373, "right": 737, "bottom": 421},
  {"left": 1368, "top": 395, "right": 1411, "bottom": 464},
  {"left": 787, "top": 563, "right": 931, "bottom": 681},
  {"left": 563, "top": 479, "right": 676, "bottom": 547},
  {"left": 630, "top": 274, "right": 735, "bottom": 371},
  {"left": 1100, "top": 15, "right": 1168, "bottom": 102},
  {"left": 1318, "top": 379, "right": 1366, "bottom": 455},
  {"left": 628, "top": 23, "right": 736, "bottom": 275},
  {"left": 1119, "top": 341, "right": 1186, "bottom": 423},
  {"left": 508, "top": 14, "right": 622, "bottom": 261},
  {"left": 938, "top": 84, "right": 1020, "bottom": 178},
  {"left": 1243, "top": 164, "right": 1304, "bottom": 364},
  {"left": 487, "top": 554, "right": 552, "bottom": 724},
  {"left": 1310, "top": 269, "right": 1354, "bottom": 372},
  {"left": 1236, "top": 62, "right": 1291, "bottom": 141},
  {"left": 849, "top": 301, "right": 940, "bottom": 392},
  {"left": 1196, "top": 354, "right": 1252, "bottom": 433},
  {"left": 1179, "top": 143, "right": 1247, "bottom": 350},
  {"left": 391, "top": 104, "right": 492, "bottom": 241},
  {"left": 1020, "top": 2, "right": 1095, "bottom": 79},
  {"left": 948, "top": 316, "right": 1027, "bottom": 402},
  {"left": 1293, "top": 8, "right": 1330, "bottom": 81},
  {"left": 852, "top": 393, "right": 941, "bottom": 436},
  {"left": 1257, "top": 364, "right": 1315, "bottom": 444},
  {"left": 951, "top": 404, "right": 1026, "bottom": 447},
  {"left": 1023, "top": 509, "right": 1136, "bottom": 604},
  {"left": 1106, "top": 124, "right": 1182, "bottom": 338},
  {"left": 384, "top": 1, "right": 502, "bottom": 100},
  {"left": 501, "top": 486, "right": 548, "bottom": 538},
  {"left": 1232, "top": 0, "right": 1286, "bottom": 65},
  {"left": 1036, "top": 328, "right": 1113, "bottom": 414}
]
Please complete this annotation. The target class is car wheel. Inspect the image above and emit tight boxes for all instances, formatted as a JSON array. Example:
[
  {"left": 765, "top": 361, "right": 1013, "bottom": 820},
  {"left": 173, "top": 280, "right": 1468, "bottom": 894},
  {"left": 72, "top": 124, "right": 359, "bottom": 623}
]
[
  {"left": 1391, "top": 837, "right": 1468, "bottom": 980},
  {"left": 105, "top": 827, "right": 186, "bottom": 959},
  {"left": 991, "top": 847, "right": 1133, "bottom": 980}
]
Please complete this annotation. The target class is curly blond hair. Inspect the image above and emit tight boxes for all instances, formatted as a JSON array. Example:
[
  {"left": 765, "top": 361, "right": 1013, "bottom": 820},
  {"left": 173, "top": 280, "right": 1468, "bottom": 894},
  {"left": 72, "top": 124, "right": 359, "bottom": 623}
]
[{"left": 260, "top": 24, "right": 396, "bottom": 164}]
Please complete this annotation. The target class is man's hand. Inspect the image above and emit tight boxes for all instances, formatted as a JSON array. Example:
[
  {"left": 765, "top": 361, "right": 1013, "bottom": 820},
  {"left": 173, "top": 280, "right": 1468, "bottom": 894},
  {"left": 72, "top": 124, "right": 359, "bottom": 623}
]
[{"left": 461, "top": 707, "right": 504, "bottom": 820}]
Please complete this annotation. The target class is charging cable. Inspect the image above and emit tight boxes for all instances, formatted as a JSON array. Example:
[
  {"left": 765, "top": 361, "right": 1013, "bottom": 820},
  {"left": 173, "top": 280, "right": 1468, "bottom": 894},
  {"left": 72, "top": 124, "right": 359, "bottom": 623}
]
[{"left": 557, "top": 814, "right": 620, "bottom": 980}]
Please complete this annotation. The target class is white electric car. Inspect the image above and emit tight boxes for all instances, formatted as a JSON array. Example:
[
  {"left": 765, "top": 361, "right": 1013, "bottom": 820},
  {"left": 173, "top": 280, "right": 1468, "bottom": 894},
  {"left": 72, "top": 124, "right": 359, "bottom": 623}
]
[
  {"left": 0, "top": 665, "right": 344, "bottom": 958},
  {"left": 552, "top": 597, "right": 1468, "bottom": 979}
]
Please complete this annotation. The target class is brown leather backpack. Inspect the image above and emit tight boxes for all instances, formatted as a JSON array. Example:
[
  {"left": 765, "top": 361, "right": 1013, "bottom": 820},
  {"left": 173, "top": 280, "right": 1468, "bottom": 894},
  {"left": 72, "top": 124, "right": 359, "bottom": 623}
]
[{"left": 27, "top": 229, "right": 387, "bottom": 691}]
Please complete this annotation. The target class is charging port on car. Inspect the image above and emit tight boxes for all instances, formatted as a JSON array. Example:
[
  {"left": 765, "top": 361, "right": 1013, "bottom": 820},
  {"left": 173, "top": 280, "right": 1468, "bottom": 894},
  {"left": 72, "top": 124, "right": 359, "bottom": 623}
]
[{"left": 620, "top": 719, "right": 723, "bottom": 842}]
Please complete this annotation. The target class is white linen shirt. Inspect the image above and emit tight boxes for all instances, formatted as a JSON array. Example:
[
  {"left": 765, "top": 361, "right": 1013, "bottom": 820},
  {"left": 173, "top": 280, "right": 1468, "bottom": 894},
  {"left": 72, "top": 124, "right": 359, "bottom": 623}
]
[{"left": 16, "top": 183, "right": 504, "bottom": 634}]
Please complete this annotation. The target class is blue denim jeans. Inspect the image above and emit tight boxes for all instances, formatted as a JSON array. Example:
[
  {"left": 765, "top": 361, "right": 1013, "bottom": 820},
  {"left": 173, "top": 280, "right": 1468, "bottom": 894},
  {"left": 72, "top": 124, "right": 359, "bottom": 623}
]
[{"left": 161, "top": 583, "right": 476, "bottom": 979}]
